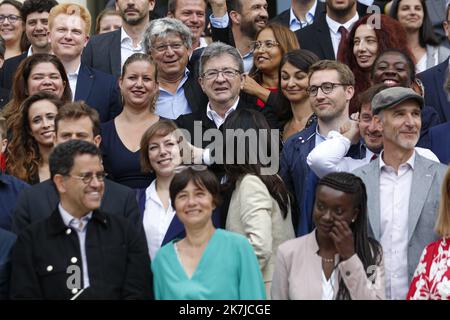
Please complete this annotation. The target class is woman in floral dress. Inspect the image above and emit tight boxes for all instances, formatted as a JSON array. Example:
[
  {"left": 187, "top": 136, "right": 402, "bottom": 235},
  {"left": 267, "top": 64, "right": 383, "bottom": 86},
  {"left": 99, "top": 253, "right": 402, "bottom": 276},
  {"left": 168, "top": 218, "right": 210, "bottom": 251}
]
[{"left": 407, "top": 166, "right": 450, "bottom": 300}]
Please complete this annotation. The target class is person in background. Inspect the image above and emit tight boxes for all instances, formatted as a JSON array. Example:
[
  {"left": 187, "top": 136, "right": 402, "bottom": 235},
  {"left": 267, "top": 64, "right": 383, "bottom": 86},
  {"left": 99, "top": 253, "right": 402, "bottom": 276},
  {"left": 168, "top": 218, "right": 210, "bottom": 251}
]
[
  {"left": 0, "top": 0, "right": 57, "bottom": 91},
  {"left": 272, "top": 172, "right": 385, "bottom": 300},
  {"left": 0, "top": 35, "right": 10, "bottom": 108},
  {"left": 95, "top": 8, "right": 122, "bottom": 34},
  {"left": 407, "top": 166, "right": 450, "bottom": 300},
  {"left": 152, "top": 166, "right": 266, "bottom": 300},
  {"left": 0, "top": 0, "right": 27, "bottom": 60},
  {"left": 276, "top": 49, "right": 319, "bottom": 142},
  {"left": 6, "top": 92, "right": 63, "bottom": 184}
]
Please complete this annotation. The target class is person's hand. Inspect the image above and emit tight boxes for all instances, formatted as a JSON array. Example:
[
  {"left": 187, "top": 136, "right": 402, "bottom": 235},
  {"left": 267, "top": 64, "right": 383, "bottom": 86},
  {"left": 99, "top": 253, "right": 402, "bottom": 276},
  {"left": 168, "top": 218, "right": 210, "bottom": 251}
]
[
  {"left": 242, "top": 74, "right": 270, "bottom": 102},
  {"left": 172, "top": 129, "right": 204, "bottom": 164},
  {"left": 329, "top": 220, "right": 355, "bottom": 261},
  {"left": 339, "top": 118, "right": 360, "bottom": 145},
  {"left": 208, "top": 0, "right": 227, "bottom": 17}
]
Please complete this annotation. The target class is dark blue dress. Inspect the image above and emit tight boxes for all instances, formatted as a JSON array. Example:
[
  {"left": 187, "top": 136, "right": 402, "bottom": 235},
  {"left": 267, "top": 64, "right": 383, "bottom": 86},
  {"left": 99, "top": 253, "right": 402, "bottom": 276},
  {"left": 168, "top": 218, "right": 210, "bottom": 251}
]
[{"left": 100, "top": 120, "right": 155, "bottom": 190}]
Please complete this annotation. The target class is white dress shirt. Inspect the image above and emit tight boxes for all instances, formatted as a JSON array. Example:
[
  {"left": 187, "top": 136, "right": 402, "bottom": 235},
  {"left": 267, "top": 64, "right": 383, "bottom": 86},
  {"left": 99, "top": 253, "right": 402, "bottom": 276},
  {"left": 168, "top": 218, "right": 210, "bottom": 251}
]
[
  {"left": 379, "top": 152, "right": 415, "bottom": 300},
  {"left": 206, "top": 97, "right": 240, "bottom": 128},
  {"left": 67, "top": 63, "right": 81, "bottom": 101},
  {"left": 307, "top": 130, "right": 440, "bottom": 178},
  {"left": 59, "top": 204, "right": 92, "bottom": 289},
  {"left": 143, "top": 180, "right": 176, "bottom": 261},
  {"left": 321, "top": 269, "right": 336, "bottom": 300},
  {"left": 289, "top": 1, "right": 317, "bottom": 31},
  {"left": 326, "top": 13, "right": 359, "bottom": 58},
  {"left": 121, "top": 27, "right": 145, "bottom": 71}
]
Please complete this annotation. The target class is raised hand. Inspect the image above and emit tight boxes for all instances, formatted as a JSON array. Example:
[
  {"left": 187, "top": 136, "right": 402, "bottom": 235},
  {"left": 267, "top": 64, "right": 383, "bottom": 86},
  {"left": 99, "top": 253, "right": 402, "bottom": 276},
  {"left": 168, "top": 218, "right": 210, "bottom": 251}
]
[{"left": 329, "top": 219, "right": 355, "bottom": 261}]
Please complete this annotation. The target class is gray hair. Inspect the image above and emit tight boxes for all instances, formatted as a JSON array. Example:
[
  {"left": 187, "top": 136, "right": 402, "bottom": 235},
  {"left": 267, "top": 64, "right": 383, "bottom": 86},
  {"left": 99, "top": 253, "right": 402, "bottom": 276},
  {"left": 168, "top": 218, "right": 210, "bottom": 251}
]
[
  {"left": 199, "top": 42, "right": 244, "bottom": 76},
  {"left": 143, "top": 17, "right": 193, "bottom": 53}
]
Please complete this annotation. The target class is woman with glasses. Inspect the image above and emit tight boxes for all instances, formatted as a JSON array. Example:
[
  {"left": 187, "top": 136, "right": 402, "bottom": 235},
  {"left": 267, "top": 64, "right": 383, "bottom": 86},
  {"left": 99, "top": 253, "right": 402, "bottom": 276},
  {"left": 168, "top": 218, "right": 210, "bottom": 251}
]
[
  {"left": 272, "top": 172, "right": 385, "bottom": 300},
  {"left": 222, "top": 108, "right": 295, "bottom": 298},
  {"left": 389, "top": 0, "right": 442, "bottom": 73},
  {"left": 101, "top": 53, "right": 160, "bottom": 192},
  {"left": 0, "top": 0, "right": 28, "bottom": 60},
  {"left": 276, "top": 49, "right": 319, "bottom": 142},
  {"left": 6, "top": 91, "right": 63, "bottom": 184},
  {"left": 152, "top": 166, "right": 266, "bottom": 300},
  {"left": 241, "top": 23, "right": 299, "bottom": 123}
]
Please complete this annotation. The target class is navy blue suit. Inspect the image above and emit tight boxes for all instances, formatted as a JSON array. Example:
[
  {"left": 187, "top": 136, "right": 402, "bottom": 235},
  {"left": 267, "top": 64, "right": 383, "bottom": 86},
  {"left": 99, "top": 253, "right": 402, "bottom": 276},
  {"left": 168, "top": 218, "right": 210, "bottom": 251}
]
[
  {"left": 429, "top": 122, "right": 450, "bottom": 164},
  {"left": 0, "top": 174, "right": 29, "bottom": 232},
  {"left": 280, "top": 121, "right": 363, "bottom": 236},
  {"left": 75, "top": 64, "right": 122, "bottom": 123},
  {"left": 418, "top": 59, "right": 450, "bottom": 123},
  {"left": 0, "top": 228, "right": 15, "bottom": 299}
]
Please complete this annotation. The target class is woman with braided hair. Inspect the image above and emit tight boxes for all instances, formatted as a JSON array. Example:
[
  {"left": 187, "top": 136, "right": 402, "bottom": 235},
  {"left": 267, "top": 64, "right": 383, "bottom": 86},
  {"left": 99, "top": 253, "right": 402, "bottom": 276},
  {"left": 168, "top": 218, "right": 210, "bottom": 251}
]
[{"left": 271, "top": 172, "right": 385, "bottom": 300}]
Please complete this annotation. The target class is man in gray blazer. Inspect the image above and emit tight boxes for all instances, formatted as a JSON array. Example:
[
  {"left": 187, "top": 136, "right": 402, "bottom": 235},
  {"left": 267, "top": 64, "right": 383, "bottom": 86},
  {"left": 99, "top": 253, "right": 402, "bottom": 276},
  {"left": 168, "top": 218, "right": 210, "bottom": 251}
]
[{"left": 353, "top": 87, "right": 447, "bottom": 300}]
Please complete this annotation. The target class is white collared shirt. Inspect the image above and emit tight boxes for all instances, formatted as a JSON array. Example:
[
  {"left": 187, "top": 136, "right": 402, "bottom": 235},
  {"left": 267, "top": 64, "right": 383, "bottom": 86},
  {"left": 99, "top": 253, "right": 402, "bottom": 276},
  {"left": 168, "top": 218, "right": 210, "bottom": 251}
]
[
  {"left": 326, "top": 13, "right": 359, "bottom": 58},
  {"left": 59, "top": 203, "right": 92, "bottom": 289},
  {"left": 206, "top": 97, "right": 240, "bottom": 128},
  {"left": 379, "top": 151, "right": 415, "bottom": 300},
  {"left": 289, "top": 1, "right": 317, "bottom": 31},
  {"left": 321, "top": 269, "right": 336, "bottom": 300},
  {"left": 143, "top": 180, "right": 176, "bottom": 261},
  {"left": 67, "top": 63, "right": 81, "bottom": 101},
  {"left": 27, "top": 46, "right": 33, "bottom": 57},
  {"left": 121, "top": 27, "right": 144, "bottom": 70}
]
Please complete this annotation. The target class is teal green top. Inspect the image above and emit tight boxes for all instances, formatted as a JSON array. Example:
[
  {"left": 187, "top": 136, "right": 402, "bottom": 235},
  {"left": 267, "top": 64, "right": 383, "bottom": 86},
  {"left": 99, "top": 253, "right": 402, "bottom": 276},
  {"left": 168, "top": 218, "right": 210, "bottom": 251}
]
[{"left": 152, "top": 229, "right": 266, "bottom": 300}]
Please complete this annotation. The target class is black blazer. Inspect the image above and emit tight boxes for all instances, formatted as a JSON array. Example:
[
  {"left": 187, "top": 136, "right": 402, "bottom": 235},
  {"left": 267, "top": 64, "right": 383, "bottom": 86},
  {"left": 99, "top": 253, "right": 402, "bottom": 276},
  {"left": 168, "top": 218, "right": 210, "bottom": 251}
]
[
  {"left": 81, "top": 29, "right": 121, "bottom": 78},
  {"left": 10, "top": 209, "right": 153, "bottom": 300},
  {"left": 0, "top": 228, "right": 15, "bottom": 300},
  {"left": 0, "top": 86, "right": 10, "bottom": 109},
  {"left": 74, "top": 64, "right": 122, "bottom": 123},
  {"left": 270, "top": 1, "right": 326, "bottom": 28},
  {"left": 12, "top": 179, "right": 141, "bottom": 234},
  {"left": 418, "top": 58, "right": 450, "bottom": 123},
  {"left": 0, "top": 52, "right": 27, "bottom": 90}
]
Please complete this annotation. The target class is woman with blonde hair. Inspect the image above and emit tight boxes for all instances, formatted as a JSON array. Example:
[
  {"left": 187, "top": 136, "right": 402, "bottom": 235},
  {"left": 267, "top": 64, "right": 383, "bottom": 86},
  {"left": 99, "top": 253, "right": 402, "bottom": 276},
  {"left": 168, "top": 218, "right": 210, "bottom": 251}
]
[{"left": 407, "top": 166, "right": 450, "bottom": 300}]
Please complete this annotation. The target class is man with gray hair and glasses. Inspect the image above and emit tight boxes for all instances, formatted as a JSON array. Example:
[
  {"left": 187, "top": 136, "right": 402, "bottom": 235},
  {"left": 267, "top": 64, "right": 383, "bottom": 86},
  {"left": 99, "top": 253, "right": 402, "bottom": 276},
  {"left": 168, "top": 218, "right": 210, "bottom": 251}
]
[{"left": 143, "top": 17, "right": 208, "bottom": 119}]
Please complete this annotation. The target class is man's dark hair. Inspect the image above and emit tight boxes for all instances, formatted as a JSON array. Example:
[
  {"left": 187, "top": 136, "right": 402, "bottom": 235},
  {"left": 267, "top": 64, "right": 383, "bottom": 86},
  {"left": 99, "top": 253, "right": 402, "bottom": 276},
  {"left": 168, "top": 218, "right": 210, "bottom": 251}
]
[
  {"left": 21, "top": 0, "right": 58, "bottom": 21},
  {"left": 0, "top": 35, "right": 5, "bottom": 60},
  {"left": 226, "top": 0, "right": 242, "bottom": 13},
  {"left": 55, "top": 101, "right": 101, "bottom": 137},
  {"left": 49, "top": 140, "right": 102, "bottom": 179}
]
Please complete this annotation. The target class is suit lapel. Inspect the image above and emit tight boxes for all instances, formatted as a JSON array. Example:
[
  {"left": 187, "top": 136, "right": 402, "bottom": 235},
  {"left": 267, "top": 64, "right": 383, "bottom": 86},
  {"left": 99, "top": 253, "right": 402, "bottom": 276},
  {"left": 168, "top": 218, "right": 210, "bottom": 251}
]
[
  {"left": 408, "top": 155, "right": 434, "bottom": 242},
  {"left": 162, "top": 215, "right": 185, "bottom": 246},
  {"left": 315, "top": 16, "right": 335, "bottom": 60},
  {"left": 111, "top": 30, "right": 122, "bottom": 78},
  {"left": 74, "top": 65, "right": 94, "bottom": 101},
  {"left": 364, "top": 160, "right": 381, "bottom": 240},
  {"left": 435, "top": 60, "right": 450, "bottom": 121}
]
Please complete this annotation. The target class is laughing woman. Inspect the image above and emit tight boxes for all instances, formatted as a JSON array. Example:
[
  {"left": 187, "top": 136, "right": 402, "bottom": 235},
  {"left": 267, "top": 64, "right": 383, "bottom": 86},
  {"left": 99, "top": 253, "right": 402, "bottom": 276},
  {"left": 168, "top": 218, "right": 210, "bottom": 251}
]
[{"left": 6, "top": 92, "right": 63, "bottom": 184}]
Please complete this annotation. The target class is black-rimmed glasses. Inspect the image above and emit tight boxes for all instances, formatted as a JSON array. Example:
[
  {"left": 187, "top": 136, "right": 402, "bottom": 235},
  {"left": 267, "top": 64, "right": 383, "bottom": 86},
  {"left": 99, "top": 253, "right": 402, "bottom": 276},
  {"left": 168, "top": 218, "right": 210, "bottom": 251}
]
[
  {"left": 307, "top": 82, "right": 350, "bottom": 97},
  {"left": 67, "top": 172, "right": 107, "bottom": 184},
  {"left": 0, "top": 14, "right": 21, "bottom": 23}
]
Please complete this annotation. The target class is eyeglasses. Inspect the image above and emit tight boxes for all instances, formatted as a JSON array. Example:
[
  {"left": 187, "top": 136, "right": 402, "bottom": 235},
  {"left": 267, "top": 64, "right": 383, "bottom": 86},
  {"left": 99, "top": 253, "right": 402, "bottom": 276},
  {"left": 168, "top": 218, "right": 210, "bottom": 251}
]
[
  {"left": 0, "top": 14, "right": 21, "bottom": 23},
  {"left": 307, "top": 82, "right": 350, "bottom": 97},
  {"left": 201, "top": 68, "right": 241, "bottom": 80},
  {"left": 67, "top": 172, "right": 107, "bottom": 184},
  {"left": 152, "top": 42, "right": 185, "bottom": 53},
  {"left": 250, "top": 40, "right": 279, "bottom": 51},
  {"left": 174, "top": 164, "right": 208, "bottom": 174}
]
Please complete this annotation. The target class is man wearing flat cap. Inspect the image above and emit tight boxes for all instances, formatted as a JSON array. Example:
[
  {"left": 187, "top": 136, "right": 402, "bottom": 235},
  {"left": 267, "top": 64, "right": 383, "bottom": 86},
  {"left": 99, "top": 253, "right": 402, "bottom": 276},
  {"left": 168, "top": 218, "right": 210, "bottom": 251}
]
[{"left": 353, "top": 86, "right": 447, "bottom": 300}]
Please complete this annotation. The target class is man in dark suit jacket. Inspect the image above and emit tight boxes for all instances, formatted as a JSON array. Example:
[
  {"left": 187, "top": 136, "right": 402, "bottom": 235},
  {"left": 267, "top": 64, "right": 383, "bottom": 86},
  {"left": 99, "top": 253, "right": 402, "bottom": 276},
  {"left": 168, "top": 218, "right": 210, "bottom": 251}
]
[
  {"left": 0, "top": 0, "right": 58, "bottom": 90},
  {"left": 10, "top": 141, "right": 152, "bottom": 300},
  {"left": 82, "top": 0, "right": 155, "bottom": 78},
  {"left": 0, "top": 227, "right": 15, "bottom": 299},
  {"left": 49, "top": 3, "right": 122, "bottom": 123},
  {"left": 271, "top": 0, "right": 326, "bottom": 31},
  {"left": 295, "top": 0, "right": 364, "bottom": 60},
  {"left": 429, "top": 122, "right": 450, "bottom": 164},
  {"left": 12, "top": 101, "right": 141, "bottom": 234}
]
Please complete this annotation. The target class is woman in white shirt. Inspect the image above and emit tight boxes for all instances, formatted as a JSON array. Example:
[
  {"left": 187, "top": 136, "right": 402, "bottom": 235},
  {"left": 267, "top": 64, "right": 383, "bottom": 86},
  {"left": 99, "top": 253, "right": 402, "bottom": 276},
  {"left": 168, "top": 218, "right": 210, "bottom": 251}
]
[{"left": 139, "top": 120, "right": 183, "bottom": 260}]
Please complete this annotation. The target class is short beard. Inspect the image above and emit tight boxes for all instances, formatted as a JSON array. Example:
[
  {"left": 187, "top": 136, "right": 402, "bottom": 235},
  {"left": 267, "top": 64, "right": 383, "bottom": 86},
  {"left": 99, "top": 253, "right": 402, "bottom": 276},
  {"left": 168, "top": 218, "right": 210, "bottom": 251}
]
[
  {"left": 240, "top": 19, "right": 258, "bottom": 39},
  {"left": 121, "top": 13, "right": 147, "bottom": 26},
  {"left": 327, "top": 1, "right": 355, "bottom": 18}
]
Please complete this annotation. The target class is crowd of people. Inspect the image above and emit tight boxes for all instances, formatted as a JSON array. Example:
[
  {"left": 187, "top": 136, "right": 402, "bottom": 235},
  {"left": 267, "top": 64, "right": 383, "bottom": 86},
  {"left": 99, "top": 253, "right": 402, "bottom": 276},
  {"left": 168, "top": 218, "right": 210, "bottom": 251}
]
[{"left": 0, "top": 0, "right": 450, "bottom": 300}]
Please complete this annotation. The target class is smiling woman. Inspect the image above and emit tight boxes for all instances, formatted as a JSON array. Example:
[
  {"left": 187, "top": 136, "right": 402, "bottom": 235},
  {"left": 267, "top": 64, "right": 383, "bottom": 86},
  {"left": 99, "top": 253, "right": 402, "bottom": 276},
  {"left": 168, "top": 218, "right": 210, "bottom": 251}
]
[
  {"left": 6, "top": 91, "right": 63, "bottom": 184},
  {"left": 0, "top": 0, "right": 28, "bottom": 60}
]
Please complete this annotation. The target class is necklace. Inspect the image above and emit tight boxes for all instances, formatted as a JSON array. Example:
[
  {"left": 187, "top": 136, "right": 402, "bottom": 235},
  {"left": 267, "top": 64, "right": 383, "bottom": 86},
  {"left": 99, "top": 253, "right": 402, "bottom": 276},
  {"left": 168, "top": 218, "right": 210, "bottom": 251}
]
[{"left": 322, "top": 257, "right": 335, "bottom": 263}]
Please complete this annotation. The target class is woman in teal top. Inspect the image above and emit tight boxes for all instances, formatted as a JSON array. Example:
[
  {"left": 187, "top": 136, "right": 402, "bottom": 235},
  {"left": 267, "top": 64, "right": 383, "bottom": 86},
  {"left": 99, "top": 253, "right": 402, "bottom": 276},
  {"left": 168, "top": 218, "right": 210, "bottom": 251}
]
[{"left": 152, "top": 166, "right": 266, "bottom": 300}]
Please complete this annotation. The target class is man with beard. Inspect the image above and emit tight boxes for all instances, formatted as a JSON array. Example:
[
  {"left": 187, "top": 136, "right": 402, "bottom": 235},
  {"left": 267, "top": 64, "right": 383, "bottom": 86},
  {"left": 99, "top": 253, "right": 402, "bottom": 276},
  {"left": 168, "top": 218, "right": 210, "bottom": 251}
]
[
  {"left": 280, "top": 60, "right": 364, "bottom": 237},
  {"left": 353, "top": 86, "right": 447, "bottom": 300},
  {"left": 209, "top": 0, "right": 268, "bottom": 72},
  {"left": 82, "top": 0, "right": 155, "bottom": 78},
  {"left": 296, "top": 0, "right": 360, "bottom": 60}
]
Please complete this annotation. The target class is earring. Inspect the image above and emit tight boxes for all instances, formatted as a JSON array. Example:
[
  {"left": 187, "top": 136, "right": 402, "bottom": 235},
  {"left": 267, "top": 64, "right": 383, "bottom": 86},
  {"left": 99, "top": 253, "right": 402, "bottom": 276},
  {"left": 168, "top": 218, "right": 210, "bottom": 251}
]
[{"left": 351, "top": 218, "right": 355, "bottom": 223}]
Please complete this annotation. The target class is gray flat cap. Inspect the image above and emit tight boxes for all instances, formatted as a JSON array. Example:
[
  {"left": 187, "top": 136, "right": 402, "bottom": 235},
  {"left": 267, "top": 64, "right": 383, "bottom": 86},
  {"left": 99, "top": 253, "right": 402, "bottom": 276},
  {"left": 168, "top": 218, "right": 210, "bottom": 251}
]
[{"left": 371, "top": 87, "right": 424, "bottom": 115}]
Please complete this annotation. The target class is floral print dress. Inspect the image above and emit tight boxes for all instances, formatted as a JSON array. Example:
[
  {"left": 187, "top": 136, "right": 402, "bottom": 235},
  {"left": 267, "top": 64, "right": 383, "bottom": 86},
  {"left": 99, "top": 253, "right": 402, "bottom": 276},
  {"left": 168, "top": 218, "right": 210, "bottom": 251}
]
[{"left": 407, "top": 238, "right": 450, "bottom": 300}]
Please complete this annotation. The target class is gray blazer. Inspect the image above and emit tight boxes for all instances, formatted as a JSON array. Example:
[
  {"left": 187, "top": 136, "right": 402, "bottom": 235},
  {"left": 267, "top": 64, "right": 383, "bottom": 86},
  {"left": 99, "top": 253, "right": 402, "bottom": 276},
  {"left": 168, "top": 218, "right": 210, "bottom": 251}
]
[{"left": 352, "top": 153, "right": 447, "bottom": 282}]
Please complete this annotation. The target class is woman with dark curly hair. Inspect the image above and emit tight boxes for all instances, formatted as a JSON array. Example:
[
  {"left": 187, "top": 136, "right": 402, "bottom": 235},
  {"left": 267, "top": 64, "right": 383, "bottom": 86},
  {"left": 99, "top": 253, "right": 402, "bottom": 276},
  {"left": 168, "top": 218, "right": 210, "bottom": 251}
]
[
  {"left": 6, "top": 91, "right": 63, "bottom": 184},
  {"left": 338, "top": 14, "right": 412, "bottom": 114},
  {"left": 1, "top": 53, "right": 71, "bottom": 129},
  {"left": 389, "top": 0, "right": 442, "bottom": 73}
]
